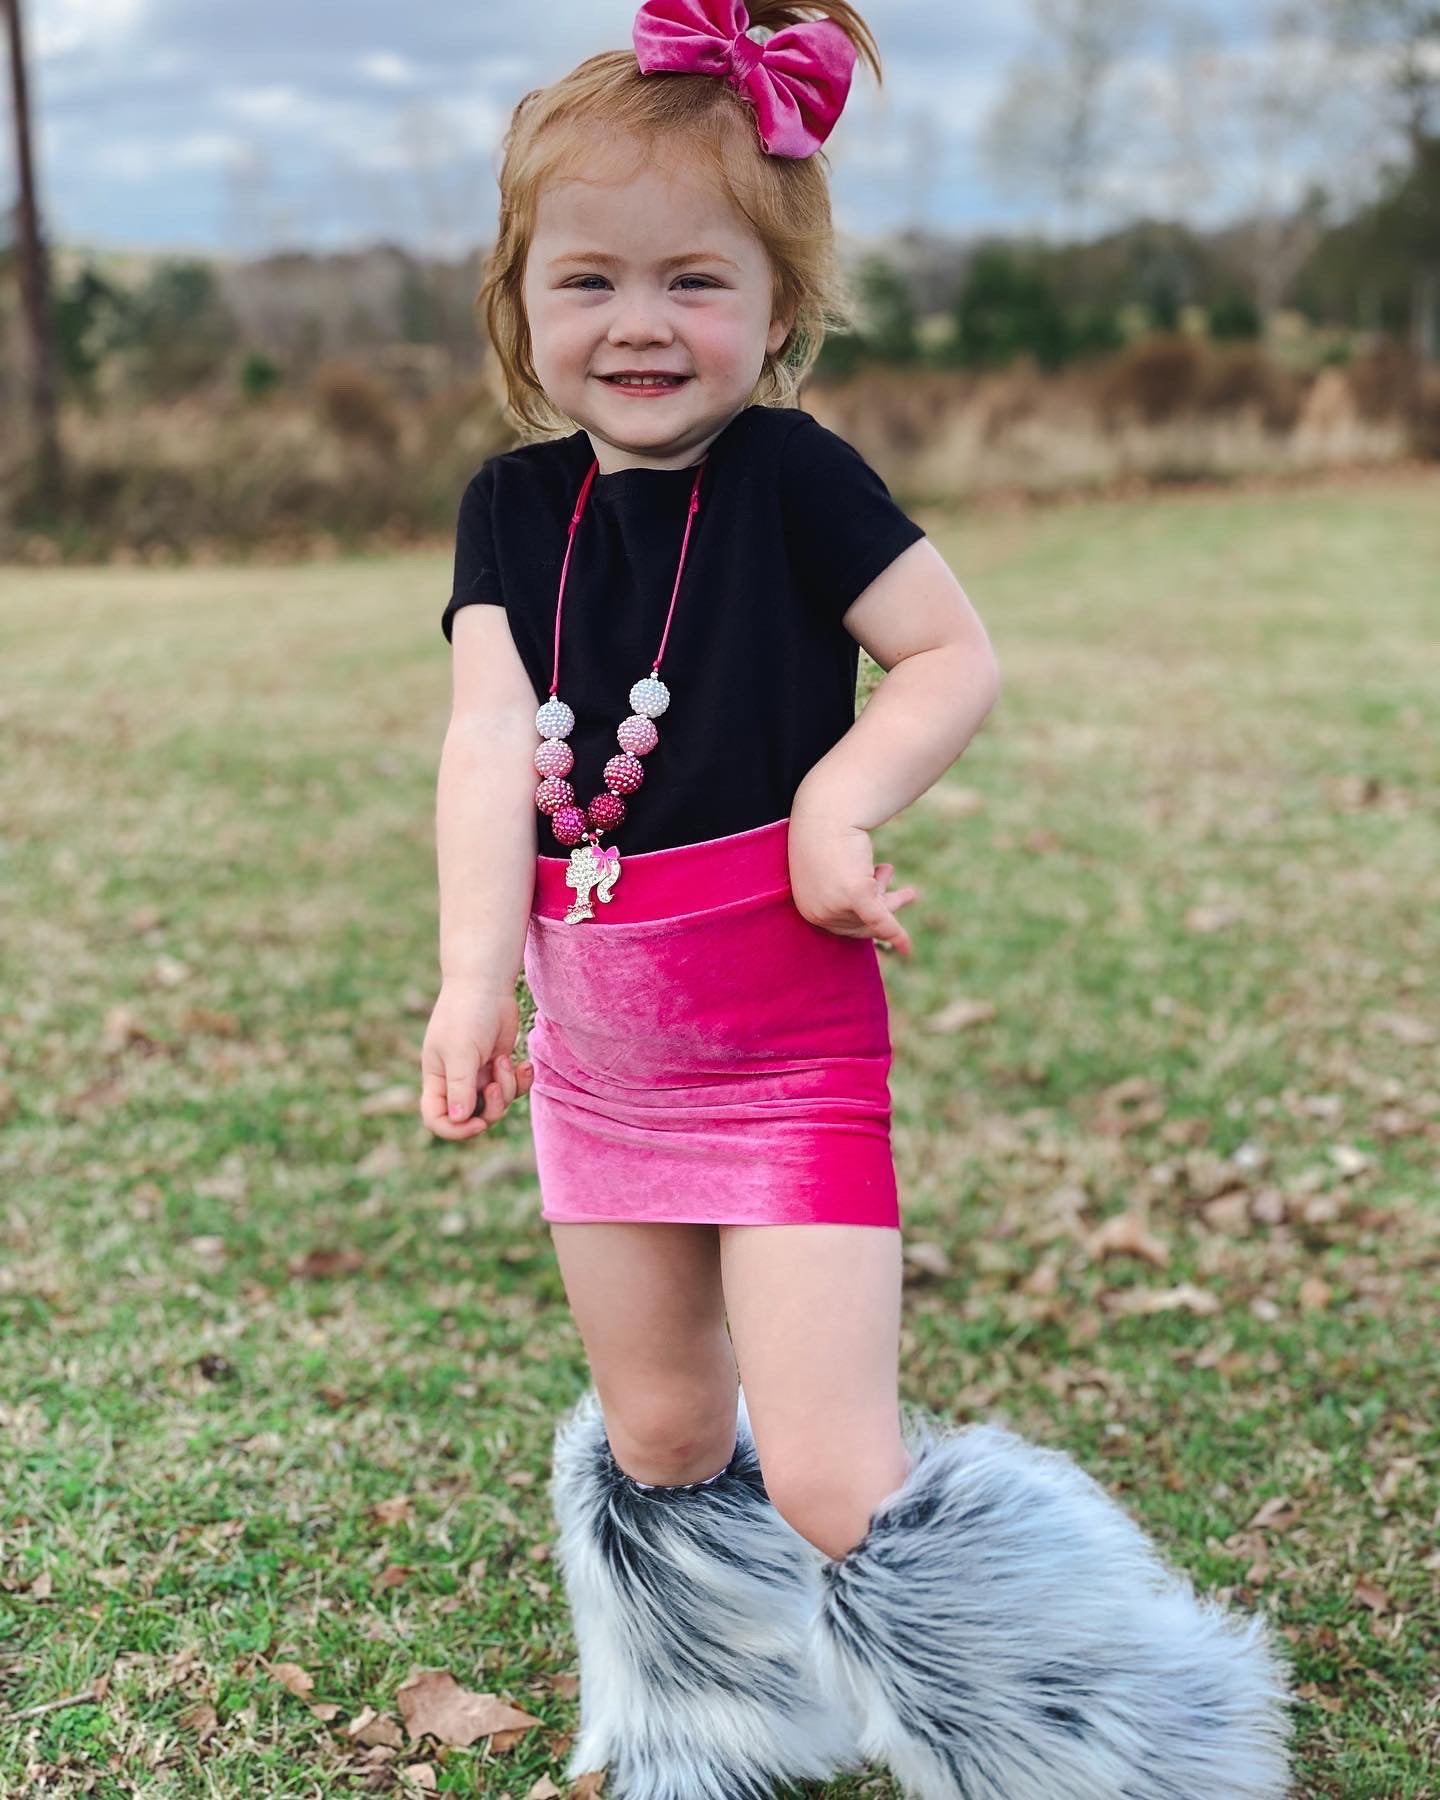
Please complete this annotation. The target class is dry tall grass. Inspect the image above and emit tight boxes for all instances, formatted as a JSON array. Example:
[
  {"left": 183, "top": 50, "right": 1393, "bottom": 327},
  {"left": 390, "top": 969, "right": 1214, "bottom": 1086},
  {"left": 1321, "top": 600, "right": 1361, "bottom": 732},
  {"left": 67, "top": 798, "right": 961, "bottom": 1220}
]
[{"left": 3, "top": 340, "right": 1436, "bottom": 561}]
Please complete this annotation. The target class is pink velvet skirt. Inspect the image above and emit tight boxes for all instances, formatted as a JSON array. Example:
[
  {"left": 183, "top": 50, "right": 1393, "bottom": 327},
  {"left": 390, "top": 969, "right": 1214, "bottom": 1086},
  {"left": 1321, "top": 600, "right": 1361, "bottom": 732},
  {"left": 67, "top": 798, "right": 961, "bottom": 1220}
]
[{"left": 522, "top": 815, "right": 898, "bottom": 1228}]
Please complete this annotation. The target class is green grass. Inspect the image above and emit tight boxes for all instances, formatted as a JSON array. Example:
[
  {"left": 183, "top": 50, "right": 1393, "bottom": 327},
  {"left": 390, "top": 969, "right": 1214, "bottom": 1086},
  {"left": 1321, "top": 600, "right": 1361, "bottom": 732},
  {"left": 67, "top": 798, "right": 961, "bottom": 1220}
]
[{"left": 3, "top": 472, "right": 1438, "bottom": 1796}]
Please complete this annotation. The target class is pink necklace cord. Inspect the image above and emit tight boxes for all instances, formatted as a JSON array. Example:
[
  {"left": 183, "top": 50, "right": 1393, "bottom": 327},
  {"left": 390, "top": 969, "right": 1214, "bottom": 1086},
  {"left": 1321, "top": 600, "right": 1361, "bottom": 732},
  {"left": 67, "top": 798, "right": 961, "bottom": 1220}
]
[{"left": 548, "top": 456, "right": 707, "bottom": 696}]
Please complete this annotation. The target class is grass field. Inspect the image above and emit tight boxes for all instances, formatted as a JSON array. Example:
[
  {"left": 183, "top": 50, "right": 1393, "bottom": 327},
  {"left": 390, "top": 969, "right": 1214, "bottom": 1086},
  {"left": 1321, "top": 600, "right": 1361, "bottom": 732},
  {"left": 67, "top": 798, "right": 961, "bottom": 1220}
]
[{"left": 3, "top": 472, "right": 1438, "bottom": 1797}]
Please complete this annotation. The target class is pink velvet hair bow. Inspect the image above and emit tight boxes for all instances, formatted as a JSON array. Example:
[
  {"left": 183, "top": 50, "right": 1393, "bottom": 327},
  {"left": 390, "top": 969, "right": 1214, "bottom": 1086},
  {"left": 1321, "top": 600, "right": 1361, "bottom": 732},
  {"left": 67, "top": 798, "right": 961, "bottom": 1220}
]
[{"left": 632, "top": 0, "right": 856, "bottom": 158}]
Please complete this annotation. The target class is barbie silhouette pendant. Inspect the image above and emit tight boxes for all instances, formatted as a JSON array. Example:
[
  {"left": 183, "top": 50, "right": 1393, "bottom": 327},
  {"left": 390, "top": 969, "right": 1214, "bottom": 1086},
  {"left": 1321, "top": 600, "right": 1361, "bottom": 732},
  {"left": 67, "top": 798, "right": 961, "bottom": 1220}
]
[{"left": 563, "top": 841, "right": 622, "bottom": 924}]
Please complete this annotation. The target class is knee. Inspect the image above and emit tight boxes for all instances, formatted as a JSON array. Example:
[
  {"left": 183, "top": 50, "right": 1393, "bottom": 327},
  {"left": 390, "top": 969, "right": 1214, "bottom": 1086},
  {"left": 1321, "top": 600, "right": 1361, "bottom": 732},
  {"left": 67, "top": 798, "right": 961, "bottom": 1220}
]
[
  {"left": 601, "top": 1386, "right": 738, "bottom": 1487},
  {"left": 762, "top": 1448, "right": 914, "bottom": 1562}
]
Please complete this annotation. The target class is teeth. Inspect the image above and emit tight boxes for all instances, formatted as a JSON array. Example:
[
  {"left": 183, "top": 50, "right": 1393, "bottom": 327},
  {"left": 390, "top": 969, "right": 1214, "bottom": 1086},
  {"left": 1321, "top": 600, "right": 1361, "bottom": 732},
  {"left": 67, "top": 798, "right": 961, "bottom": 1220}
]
[{"left": 609, "top": 375, "right": 683, "bottom": 386}]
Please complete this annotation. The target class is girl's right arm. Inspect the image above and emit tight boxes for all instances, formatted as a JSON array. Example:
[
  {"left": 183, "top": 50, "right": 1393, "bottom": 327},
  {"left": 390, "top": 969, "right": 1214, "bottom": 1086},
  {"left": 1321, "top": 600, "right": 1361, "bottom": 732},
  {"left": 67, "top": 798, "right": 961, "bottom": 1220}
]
[{"left": 421, "top": 604, "right": 539, "bottom": 1140}]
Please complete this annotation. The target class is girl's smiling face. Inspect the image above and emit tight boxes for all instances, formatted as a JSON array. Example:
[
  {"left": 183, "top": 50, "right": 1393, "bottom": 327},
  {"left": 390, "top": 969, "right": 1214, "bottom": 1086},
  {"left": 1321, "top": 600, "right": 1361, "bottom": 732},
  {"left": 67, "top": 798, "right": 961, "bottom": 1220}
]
[{"left": 522, "top": 145, "right": 793, "bottom": 473}]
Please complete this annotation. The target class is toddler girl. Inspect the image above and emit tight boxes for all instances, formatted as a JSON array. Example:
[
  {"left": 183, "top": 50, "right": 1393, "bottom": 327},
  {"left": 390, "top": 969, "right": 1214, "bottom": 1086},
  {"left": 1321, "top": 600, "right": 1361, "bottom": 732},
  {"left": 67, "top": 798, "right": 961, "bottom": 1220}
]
[{"left": 422, "top": 2, "right": 1293, "bottom": 1795}]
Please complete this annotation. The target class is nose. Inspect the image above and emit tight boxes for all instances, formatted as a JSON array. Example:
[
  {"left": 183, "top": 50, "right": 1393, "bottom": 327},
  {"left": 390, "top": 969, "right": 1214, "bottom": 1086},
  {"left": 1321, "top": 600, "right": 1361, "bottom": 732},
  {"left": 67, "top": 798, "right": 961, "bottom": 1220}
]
[{"left": 605, "top": 288, "right": 675, "bottom": 350}]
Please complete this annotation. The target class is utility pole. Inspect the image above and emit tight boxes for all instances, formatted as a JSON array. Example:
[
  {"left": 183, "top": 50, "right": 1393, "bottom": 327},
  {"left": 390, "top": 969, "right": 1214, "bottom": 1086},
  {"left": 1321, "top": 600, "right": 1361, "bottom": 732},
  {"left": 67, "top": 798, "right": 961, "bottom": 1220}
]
[{"left": 3, "top": 0, "right": 64, "bottom": 510}]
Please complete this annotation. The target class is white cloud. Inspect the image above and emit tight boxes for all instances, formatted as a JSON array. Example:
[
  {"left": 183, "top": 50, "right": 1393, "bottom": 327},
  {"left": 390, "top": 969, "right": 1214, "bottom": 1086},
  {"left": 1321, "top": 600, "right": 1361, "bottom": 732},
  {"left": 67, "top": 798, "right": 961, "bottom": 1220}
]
[
  {"left": 103, "top": 131, "right": 243, "bottom": 180},
  {"left": 32, "top": 0, "right": 149, "bottom": 59},
  {"left": 357, "top": 52, "right": 417, "bottom": 86}
]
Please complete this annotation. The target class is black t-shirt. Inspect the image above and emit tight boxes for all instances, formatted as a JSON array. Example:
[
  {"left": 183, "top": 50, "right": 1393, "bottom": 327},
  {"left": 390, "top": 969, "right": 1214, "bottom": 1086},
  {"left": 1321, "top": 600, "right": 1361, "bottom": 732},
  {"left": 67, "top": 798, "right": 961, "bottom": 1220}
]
[{"left": 442, "top": 402, "right": 926, "bottom": 854}]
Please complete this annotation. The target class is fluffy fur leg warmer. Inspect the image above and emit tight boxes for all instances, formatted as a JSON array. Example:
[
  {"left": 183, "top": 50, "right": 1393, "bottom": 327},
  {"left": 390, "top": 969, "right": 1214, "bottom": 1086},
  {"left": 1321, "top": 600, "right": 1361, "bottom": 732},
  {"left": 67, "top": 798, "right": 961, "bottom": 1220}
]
[
  {"left": 549, "top": 1383, "right": 863, "bottom": 1800},
  {"left": 810, "top": 1414, "right": 1295, "bottom": 1799}
]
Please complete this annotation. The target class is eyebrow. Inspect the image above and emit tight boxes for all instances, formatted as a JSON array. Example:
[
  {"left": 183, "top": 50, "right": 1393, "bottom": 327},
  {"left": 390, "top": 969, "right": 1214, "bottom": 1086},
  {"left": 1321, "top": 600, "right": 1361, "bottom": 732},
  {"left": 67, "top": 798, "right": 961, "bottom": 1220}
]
[{"left": 548, "top": 250, "right": 742, "bottom": 272}]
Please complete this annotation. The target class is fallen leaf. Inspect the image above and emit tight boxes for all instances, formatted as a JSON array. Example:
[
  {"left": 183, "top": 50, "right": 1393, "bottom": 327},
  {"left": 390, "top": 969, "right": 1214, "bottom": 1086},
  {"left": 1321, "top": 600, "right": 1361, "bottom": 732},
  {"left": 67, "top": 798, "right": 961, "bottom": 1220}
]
[
  {"left": 1371, "top": 1011, "right": 1436, "bottom": 1047},
  {"left": 924, "top": 997, "right": 997, "bottom": 1034},
  {"left": 1353, "top": 1578, "right": 1392, "bottom": 1614},
  {"left": 371, "top": 1496, "right": 415, "bottom": 1528},
  {"left": 395, "top": 1668, "right": 544, "bottom": 1750},
  {"left": 1085, "top": 1212, "right": 1170, "bottom": 1269},
  {"left": 1298, "top": 1278, "right": 1333, "bottom": 1312},
  {"left": 267, "top": 1662, "right": 315, "bottom": 1700},
  {"left": 177, "top": 1701, "right": 218, "bottom": 1742},
  {"left": 360, "top": 1084, "right": 419, "bottom": 1116},
  {"left": 1249, "top": 1496, "right": 1301, "bottom": 1533},
  {"left": 288, "top": 1247, "right": 365, "bottom": 1279},
  {"left": 345, "top": 1706, "right": 405, "bottom": 1749},
  {"left": 1100, "top": 1282, "right": 1220, "bottom": 1316}
]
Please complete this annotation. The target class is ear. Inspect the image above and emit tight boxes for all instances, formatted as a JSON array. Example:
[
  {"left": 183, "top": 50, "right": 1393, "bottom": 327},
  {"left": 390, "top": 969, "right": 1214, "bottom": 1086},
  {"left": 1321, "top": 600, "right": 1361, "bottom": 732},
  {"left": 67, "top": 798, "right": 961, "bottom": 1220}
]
[{"left": 766, "top": 308, "right": 795, "bottom": 357}]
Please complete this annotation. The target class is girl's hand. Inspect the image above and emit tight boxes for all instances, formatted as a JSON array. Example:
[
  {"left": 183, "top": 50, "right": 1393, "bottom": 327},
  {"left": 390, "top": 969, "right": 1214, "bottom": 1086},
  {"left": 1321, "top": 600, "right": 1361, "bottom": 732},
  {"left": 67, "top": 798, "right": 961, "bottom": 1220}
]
[
  {"left": 787, "top": 810, "right": 920, "bottom": 958},
  {"left": 420, "top": 980, "right": 536, "bottom": 1139}
]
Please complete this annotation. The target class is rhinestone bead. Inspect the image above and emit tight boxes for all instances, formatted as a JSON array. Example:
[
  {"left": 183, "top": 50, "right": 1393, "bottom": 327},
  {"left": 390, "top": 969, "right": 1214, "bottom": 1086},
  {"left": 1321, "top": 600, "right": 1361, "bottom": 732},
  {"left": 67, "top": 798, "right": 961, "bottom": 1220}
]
[
  {"left": 551, "top": 804, "right": 587, "bottom": 847},
  {"left": 617, "top": 713, "right": 658, "bottom": 756},
  {"left": 604, "top": 752, "right": 645, "bottom": 794},
  {"left": 535, "top": 776, "right": 574, "bottom": 816},
  {"left": 629, "top": 675, "right": 670, "bottom": 719},
  {"left": 535, "top": 738, "right": 573, "bottom": 778},
  {"left": 587, "top": 791, "right": 626, "bottom": 830},
  {"left": 536, "top": 696, "right": 575, "bottom": 740}
]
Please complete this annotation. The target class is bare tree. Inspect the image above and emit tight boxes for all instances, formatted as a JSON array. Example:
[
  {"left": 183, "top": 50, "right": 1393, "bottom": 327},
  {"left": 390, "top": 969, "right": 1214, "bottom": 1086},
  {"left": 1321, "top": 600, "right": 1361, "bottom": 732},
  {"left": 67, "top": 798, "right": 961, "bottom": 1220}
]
[
  {"left": 1282, "top": 0, "right": 1440, "bottom": 348},
  {"left": 981, "top": 0, "right": 1153, "bottom": 238},
  {"left": 2, "top": 0, "right": 63, "bottom": 506}
]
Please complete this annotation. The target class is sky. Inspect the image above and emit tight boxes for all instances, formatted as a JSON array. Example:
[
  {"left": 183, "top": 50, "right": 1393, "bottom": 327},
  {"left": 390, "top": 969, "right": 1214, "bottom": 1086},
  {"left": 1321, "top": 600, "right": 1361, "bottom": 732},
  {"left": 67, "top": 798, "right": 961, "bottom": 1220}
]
[{"left": 6, "top": 0, "right": 1371, "bottom": 259}]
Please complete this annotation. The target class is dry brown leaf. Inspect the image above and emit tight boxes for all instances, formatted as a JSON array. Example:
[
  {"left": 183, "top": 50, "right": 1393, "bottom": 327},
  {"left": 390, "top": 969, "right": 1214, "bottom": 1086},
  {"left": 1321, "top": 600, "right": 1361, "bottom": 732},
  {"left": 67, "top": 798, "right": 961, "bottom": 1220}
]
[
  {"left": 921, "top": 783, "right": 985, "bottom": 817},
  {"left": 177, "top": 1701, "right": 218, "bottom": 1742},
  {"left": 345, "top": 1706, "right": 405, "bottom": 1749},
  {"left": 924, "top": 997, "right": 997, "bottom": 1034},
  {"left": 902, "top": 1241, "right": 953, "bottom": 1281},
  {"left": 1184, "top": 903, "right": 1239, "bottom": 934},
  {"left": 1372, "top": 1011, "right": 1436, "bottom": 1047},
  {"left": 289, "top": 1246, "right": 365, "bottom": 1279},
  {"left": 360, "top": 1084, "right": 419, "bottom": 1116},
  {"left": 371, "top": 1496, "right": 415, "bottom": 1527},
  {"left": 395, "top": 1668, "right": 544, "bottom": 1749},
  {"left": 1353, "top": 1578, "right": 1393, "bottom": 1614},
  {"left": 101, "top": 1005, "right": 157, "bottom": 1054},
  {"left": 400, "top": 1765, "right": 438, "bottom": 1791},
  {"left": 1328, "top": 1144, "right": 1372, "bottom": 1180},
  {"left": 1085, "top": 1212, "right": 1171, "bottom": 1269},
  {"left": 1093, "top": 1076, "right": 1165, "bottom": 1136},
  {"left": 1100, "top": 1282, "right": 1220, "bottom": 1316},
  {"left": 266, "top": 1661, "right": 315, "bottom": 1699},
  {"left": 571, "top": 1772, "right": 609, "bottom": 1797},
  {"left": 310, "top": 1703, "right": 342, "bottom": 1722},
  {"left": 1199, "top": 1193, "right": 1252, "bottom": 1235},
  {"left": 1298, "top": 1278, "right": 1333, "bottom": 1312},
  {"left": 1249, "top": 1496, "right": 1301, "bottom": 1533},
  {"left": 526, "top": 1777, "right": 564, "bottom": 1798},
  {"left": 375, "top": 1564, "right": 413, "bottom": 1591}
]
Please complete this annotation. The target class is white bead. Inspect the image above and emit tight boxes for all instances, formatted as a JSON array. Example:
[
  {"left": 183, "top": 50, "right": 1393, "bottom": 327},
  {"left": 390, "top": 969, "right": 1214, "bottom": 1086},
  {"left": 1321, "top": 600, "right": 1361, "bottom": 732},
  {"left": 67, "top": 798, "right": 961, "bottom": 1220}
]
[
  {"left": 629, "top": 675, "right": 670, "bottom": 719},
  {"left": 536, "top": 696, "right": 575, "bottom": 740}
]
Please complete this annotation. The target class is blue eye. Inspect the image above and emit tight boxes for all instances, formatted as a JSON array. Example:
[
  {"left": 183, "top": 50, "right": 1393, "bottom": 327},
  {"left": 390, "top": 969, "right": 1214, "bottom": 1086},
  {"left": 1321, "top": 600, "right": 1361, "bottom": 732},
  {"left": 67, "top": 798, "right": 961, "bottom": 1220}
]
[{"left": 564, "top": 275, "right": 718, "bottom": 291}]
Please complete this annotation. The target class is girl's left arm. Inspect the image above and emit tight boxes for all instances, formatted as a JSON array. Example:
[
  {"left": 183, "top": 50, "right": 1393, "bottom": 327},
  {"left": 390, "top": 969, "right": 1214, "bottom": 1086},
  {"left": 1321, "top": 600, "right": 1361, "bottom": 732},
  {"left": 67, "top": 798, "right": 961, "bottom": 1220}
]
[{"left": 789, "top": 538, "right": 1000, "bottom": 955}]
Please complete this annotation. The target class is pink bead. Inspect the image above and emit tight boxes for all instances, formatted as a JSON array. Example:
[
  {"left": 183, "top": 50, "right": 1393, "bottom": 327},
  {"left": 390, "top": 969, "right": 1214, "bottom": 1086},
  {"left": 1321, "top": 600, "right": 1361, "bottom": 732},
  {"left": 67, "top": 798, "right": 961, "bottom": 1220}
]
[
  {"left": 617, "top": 714, "right": 658, "bottom": 756},
  {"left": 535, "top": 738, "right": 573, "bottom": 778},
  {"left": 535, "top": 776, "right": 574, "bottom": 816},
  {"left": 587, "top": 791, "right": 626, "bottom": 830},
  {"left": 552, "top": 804, "right": 587, "bottom": 847},
  {"left": 604, "top": 752, "right": 645, "bottom": 795}
]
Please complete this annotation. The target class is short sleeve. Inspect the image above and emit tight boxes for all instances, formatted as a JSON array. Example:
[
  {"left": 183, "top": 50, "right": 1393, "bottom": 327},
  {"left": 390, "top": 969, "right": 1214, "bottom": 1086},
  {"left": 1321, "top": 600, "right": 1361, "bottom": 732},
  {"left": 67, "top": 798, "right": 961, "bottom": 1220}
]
[
  {"left": 780, "top": 413, "right": 926, "bottom": 622},
  {"left": 441, "top": 462, "right": 503, "bottom": 643}
]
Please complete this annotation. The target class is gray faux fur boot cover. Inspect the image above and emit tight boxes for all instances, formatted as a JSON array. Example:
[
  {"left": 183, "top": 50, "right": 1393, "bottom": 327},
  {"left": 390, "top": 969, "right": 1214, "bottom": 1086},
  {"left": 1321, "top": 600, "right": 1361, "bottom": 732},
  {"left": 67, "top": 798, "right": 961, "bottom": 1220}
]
[
  {"left": 810, "top": 1414, "right": 1295, "bottom": 1799},
  {"left": 549, "top": 1383, "right": 862, "bottom": 1800}
]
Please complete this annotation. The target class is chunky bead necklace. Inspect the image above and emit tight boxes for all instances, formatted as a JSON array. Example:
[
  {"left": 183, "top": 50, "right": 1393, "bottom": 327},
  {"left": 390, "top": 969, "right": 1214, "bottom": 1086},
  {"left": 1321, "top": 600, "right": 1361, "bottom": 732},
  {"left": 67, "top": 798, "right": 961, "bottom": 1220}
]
[{"left": 532, "top": 451, "right": 707, "bottom": 925}]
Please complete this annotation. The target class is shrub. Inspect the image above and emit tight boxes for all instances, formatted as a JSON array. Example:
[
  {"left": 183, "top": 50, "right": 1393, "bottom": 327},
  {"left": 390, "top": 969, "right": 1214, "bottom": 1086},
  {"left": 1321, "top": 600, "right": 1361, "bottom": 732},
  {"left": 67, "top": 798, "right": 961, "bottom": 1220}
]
[
  {"left": 311, "top": 362, "right": 400, "bottom": 455},
  {"left": 1097, "top": 334, "right": 1207, "bottom": 426},
  {"left": 951, "top": 248, "right": 1071, "bottom": 371},
  {"left": 1209, "top": 292, "right": 1262, "bottom": 341},
  {"left": 239, "top": 351, "right": 283, "bottom": 402},
  {"left": 1197, "top": 345, "right": 1302, "bottom": 431}
]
